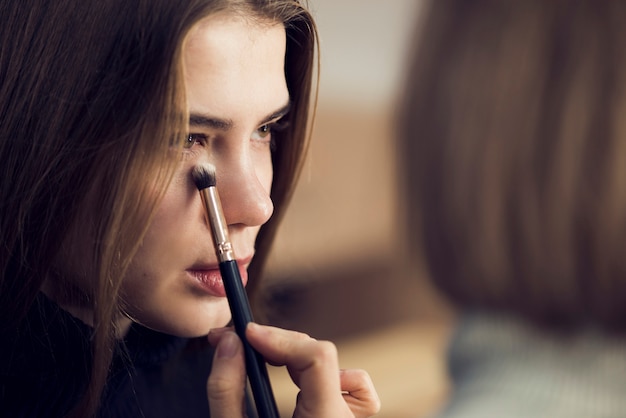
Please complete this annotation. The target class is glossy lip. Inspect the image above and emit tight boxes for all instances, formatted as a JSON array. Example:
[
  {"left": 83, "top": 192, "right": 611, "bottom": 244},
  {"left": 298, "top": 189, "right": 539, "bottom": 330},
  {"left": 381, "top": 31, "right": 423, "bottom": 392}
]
[{"left": 187, "top": 256, "right": 252, "bottom": 297}]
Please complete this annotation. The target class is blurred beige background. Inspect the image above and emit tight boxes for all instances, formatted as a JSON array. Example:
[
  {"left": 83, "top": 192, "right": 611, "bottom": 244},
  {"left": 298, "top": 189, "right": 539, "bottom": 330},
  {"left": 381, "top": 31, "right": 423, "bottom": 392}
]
[{"left": 262, "top": 1, "right": 454, "bottom": 417}]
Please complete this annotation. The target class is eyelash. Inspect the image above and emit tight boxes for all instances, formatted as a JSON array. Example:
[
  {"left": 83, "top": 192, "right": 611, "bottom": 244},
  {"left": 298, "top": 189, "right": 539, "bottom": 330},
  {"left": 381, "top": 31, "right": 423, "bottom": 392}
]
[
  {"left": 183, "top": 133, "right": 208, "bottom": 149},
  {"left": 183, "top": 120, "right": 288, "bottom": 150}
]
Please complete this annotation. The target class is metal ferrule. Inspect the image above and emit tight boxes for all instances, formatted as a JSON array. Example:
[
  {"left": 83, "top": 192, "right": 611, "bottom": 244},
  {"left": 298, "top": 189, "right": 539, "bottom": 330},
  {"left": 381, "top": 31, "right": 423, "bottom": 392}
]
[{"left": 199, "top": 186, "right": 235, "bottom": 262}]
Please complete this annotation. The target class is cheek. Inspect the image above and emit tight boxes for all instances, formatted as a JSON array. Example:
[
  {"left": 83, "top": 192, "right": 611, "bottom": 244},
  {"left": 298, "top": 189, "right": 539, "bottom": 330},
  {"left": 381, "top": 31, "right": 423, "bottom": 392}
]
[
  {"left": 120, "top": 185, "right": 194, "bottom": 298},
  {"left": 128, "top": 169, "right": 196, "bottom": 262},
  {"left": 143, "top": 172, "right": 198, "bottom": 252},
  {"left": 153, "top": 184, "right": 191, "bottom": 228},
  {"left": 150, "top": 163, "right": 197, "bottom": 223}
]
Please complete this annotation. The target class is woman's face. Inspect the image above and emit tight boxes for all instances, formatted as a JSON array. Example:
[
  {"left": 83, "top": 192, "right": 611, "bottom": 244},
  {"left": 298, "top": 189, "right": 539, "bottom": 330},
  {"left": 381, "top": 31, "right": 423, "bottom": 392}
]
[{"left": 119, "top": 13, "right": 289, "bottom": 337}]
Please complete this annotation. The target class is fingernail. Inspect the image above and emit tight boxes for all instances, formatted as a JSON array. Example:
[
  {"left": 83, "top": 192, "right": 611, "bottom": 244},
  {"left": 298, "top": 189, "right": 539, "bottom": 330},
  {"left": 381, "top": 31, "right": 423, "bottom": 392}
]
[{"left": 217, "top": 332, "right": 239, "bottom": 358}]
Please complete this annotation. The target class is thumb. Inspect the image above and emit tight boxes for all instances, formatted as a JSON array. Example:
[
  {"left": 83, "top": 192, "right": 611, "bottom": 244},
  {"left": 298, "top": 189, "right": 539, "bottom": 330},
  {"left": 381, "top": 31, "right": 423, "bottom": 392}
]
[{"left": 207, "top": 331, "right": 247, "bottom": 417}]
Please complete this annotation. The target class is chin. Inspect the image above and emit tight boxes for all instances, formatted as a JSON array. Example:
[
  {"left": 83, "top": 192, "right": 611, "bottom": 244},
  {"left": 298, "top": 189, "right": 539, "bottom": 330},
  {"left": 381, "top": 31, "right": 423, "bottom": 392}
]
[
  {"left": 177, "top": 319, "right": 231, "bottom": 338},
  {"left": 130, "top": 305, "right": 232, "bottom": 338}
]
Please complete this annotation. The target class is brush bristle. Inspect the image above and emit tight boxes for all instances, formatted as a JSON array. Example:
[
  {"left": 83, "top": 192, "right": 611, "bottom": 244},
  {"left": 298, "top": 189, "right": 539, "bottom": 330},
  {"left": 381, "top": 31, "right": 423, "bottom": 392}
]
[{"left": 192, "top": 163, "right": 216, "bottom": 190}]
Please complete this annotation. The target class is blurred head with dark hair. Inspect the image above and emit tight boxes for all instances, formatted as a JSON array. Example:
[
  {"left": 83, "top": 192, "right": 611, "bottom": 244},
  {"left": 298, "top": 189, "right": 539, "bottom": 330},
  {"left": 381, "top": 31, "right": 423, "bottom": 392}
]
[{"left": 399, "top": 0, "right": 626, "bottom": 332}]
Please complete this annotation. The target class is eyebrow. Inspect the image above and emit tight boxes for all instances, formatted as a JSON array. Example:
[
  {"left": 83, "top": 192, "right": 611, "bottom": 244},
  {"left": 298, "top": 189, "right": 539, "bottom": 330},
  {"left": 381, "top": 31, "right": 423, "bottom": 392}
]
[{"left": 189, "top": 102, "right": 291, "bottom": 131}]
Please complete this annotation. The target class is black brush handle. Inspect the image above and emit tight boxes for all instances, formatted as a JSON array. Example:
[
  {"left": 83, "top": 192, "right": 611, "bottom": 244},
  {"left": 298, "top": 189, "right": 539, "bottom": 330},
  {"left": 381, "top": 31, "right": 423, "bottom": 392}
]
[{"left": 219, "top": 260, "right": 279, "bottom": 418}]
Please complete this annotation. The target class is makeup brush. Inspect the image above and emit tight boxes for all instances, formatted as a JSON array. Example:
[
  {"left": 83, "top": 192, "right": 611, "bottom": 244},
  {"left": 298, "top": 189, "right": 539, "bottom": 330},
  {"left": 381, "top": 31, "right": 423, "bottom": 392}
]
[{"left": 192, "top": 163, "right": 279, "bottom": 418}]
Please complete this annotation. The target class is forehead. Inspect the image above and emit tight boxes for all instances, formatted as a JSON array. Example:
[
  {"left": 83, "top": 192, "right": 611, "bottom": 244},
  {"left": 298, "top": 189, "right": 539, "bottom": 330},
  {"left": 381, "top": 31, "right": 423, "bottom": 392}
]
[
  {"left": 185, "top": 15, "right": 285, "bottom": 67},
  {"left": 183, "top": 12, "right": 289, "bottom": 119}
]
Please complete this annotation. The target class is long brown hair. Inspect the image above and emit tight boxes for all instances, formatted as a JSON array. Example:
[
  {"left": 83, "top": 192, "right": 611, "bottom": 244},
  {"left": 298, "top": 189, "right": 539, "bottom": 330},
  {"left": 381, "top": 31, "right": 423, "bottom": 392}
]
[
  {"left": 399, "top": 0, "right": 626, "bottom": 331},
  {"left": 0, "top": 0, "right": 317, "bottom": 416}
]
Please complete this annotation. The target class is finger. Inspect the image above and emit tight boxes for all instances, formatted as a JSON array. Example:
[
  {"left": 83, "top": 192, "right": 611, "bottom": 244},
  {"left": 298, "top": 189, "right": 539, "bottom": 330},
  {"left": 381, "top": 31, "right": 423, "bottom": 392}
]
[
  {"left": 246, "top": 323, "right": 339, "bottom": 386},
  {"left": 246, "top": 324, "right": 347, "bottom": 414},
  {"left": 207, "top": 326, "right": 234, "bottom": 346},
  {"left": 340, "top": 369, "right": 381, "bottom": 417},
  {"left": 207, "top": 331, "right": 247, "bottom": 417}
]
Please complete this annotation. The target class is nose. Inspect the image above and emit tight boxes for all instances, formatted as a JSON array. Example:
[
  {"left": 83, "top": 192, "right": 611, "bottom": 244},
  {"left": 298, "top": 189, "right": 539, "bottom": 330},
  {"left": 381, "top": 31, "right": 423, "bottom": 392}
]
[{"left": 212, "top": 153, "right": 274, "bottom": 228}]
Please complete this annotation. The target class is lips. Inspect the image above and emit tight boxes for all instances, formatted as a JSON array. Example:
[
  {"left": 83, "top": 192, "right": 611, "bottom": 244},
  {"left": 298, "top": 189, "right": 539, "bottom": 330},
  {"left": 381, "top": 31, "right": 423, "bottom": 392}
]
[{"left": 187, "top": 259, "right": 250, "bottom": 297}]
